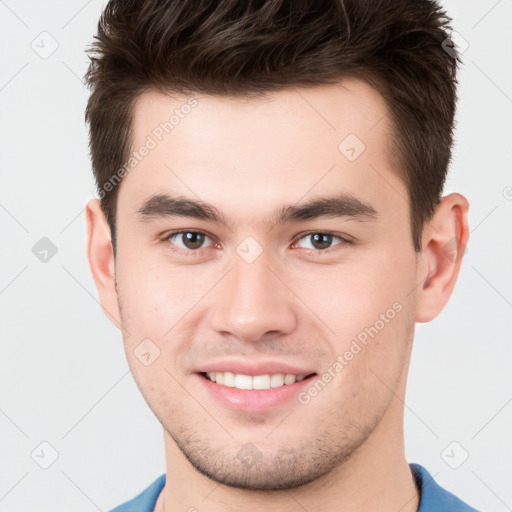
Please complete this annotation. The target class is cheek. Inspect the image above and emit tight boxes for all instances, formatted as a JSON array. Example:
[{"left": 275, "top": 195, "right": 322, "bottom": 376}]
[
  {"left": 114, "top": 249, "right": 218, "bottom": 371},
  {"left": 310, "top": 300, "right": 414, "bottom": 424},
  {"left": 115, "top": 244, "right": 192, "bottom": 329},
  {"left": 117, "top": 271, "right": 169, "bottom": 335},
  {"left": 297, "top": 249, "right": 415, "bottom": 390},
  {"left": 295, "top": 253, "right": 412, "bottom": 341}
]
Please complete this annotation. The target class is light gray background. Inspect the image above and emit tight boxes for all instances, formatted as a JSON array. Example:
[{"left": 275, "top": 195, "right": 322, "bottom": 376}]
[{"left": 0, "top": 1, "right": 510, "bottom": 511}]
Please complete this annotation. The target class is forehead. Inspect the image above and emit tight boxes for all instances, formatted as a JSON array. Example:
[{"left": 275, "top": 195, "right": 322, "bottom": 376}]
[
  {"left": 131, "top": 78, "right": 390, "bottom": 153},
  {"left": 118, "top": 79, "right": 406, "bottom": 227}
]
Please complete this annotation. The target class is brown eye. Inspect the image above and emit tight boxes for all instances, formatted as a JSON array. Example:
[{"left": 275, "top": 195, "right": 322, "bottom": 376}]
[
  {"left": 310, "top": 233, "right": 334, "bottom": 250},
  {"left": 165, "top": 231, "right": 213, "bottom": 251},
  {"left": 296, "top": 233, "right": 346, "bottom": 251}
]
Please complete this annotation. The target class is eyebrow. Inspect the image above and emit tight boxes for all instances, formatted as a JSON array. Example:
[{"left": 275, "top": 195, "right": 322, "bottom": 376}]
[{"left": 135, "top": 192, "right": 378, "bottom": 227}]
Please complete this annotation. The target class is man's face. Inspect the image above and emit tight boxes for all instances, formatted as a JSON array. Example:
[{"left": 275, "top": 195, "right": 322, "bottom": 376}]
[{"left": 113, "top": 79, "right": 419, "bottom": 489}]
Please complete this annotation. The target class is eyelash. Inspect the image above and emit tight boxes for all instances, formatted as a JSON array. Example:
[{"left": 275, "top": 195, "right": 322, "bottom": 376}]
[{"left": 162, "top": 230, "right": 352, "bottom": 257}]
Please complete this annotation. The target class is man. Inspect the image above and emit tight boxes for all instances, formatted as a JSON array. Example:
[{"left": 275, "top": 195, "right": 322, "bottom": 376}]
[{"left": 84, "top": 0, "right": 479, "bottom": 510}]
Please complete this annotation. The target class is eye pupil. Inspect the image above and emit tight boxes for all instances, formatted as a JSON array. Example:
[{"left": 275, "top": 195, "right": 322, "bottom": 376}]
[
  {"left": 311, "top": 233, "right": 332, "bottom": 250},
  {"left": 182, "top": 232, "right": 204, "bottom": 249}
]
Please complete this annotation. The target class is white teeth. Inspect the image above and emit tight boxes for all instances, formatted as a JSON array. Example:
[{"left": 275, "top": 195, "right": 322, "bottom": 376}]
[
  {"left": 253, "top": 374, "right": 271, "bottom": 389},
  {"left": 224, "top": 371, "right": 236, "bottom": 387},
  {"left": 205, "top": 372, "right": 309, "bottom": 390},
  {"left": 270, "top": 374, "right": 284, "bottom": 388},
  {"left": 284, "top": 374, "right": 296, "bottom": 385},
  {"left": 235, "top": 374, "right": 253, "bottom": 390}
]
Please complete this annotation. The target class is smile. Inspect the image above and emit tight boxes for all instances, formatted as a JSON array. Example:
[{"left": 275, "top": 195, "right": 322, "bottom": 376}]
[{"left": 202, "top": 371, "right": 313, "bottom": 390}]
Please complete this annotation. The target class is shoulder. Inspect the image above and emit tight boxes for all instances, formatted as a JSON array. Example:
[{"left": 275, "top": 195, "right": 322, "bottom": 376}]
[
  {"left": 411, "top": 463, "right": 481, "bottom": 512},
  {"left": 108, "top": 474, "right": 166, "bottom": 512}
]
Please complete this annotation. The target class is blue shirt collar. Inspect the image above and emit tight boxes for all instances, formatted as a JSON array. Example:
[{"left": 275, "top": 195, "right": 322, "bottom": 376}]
[{"left": 109, "top": 463, "right": 480, "bottom": 511}]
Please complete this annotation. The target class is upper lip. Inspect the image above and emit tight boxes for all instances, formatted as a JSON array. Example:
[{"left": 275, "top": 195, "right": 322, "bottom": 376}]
[{"left": 196, "top": 360, "right": 317, "bottom": 377}]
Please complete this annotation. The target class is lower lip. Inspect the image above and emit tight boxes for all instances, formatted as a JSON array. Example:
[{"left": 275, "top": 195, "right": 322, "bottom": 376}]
[{"left": 196, "top": 373, "right": 316, "bottom": 413}]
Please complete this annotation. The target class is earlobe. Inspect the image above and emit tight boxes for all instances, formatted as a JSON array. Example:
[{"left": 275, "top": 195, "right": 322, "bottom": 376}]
[
  {"left": 85, "top": 198, "right": 122, "bottom": 329},
  {"left": 415, "top": 193, "right": 469, "bottom": 323}
]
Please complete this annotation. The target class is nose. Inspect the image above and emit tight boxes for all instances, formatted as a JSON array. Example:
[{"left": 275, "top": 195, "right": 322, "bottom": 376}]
[{"left": 208, "top": 252, "right": 298, "bottom": 344}]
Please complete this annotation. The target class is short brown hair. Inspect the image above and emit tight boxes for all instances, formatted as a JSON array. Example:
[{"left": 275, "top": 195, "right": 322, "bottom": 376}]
[{"left": 85, "top": 0, "right": 459, "bottom": 254}]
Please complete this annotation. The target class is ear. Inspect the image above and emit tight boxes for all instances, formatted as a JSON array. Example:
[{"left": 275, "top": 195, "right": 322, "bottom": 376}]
[
  {"left": 415, "top": 193, "right": 470, "bottom": 323},
  {"left": 85, "top": 198, "right": 122, "bottom": 330}
]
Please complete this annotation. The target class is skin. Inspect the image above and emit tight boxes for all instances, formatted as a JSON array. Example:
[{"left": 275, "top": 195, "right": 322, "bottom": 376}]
[{"left": 86, "top": 78, "right": 469, "bottom": 512}]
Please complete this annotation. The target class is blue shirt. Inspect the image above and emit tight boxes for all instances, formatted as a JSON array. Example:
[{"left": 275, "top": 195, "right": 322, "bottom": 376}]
[{"left": 109, "top": 463, "right": 480, "bottom": 511}]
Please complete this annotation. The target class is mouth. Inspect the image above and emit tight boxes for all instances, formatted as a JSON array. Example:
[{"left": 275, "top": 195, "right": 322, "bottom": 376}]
[
  {"left": 199, "top": 371, "right": 317, "bottom": 390},
  {"left": 196, "top": 370, "right": 318, "bottom": 412}
]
